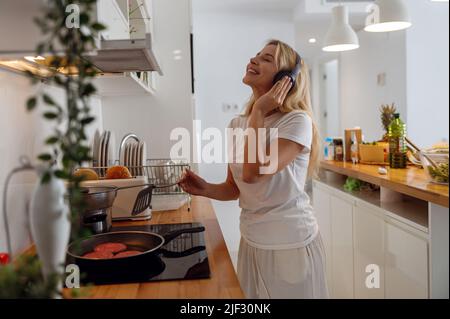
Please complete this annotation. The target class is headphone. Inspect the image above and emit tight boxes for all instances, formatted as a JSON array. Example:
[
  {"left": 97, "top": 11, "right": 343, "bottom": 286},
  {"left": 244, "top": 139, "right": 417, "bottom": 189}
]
[{"left": 272, "top": 53, "right": 302, "bottom": 91}]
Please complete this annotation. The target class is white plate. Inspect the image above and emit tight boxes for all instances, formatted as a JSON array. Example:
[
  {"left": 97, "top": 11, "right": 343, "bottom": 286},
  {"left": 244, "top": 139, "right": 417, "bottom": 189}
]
[
  {"left": 92, "top": 129, "right": 101, "bottom": 167},
  {"left": 135, "top": 142, "right": 142, "bottom": 176},
  {"left": 133, "top": 143, "right": 139, "bottom": 176},
  {"left": 99, "top": 131, "right": 107, "bottom": 173},
  {"left": 125, "top": 143, "right": 131, "bottom": 169},
  {"left": 140, "top": 142, "right": 147, "bottom": 176},
  {"left": 128, "top": 142, "right": 135, "bottom": 176},
  {"left": 108, "top": 131, "right": 116, "bottom": 166},
  {"left": 103, "top": 131, "right": 110, "bottom": 169}
]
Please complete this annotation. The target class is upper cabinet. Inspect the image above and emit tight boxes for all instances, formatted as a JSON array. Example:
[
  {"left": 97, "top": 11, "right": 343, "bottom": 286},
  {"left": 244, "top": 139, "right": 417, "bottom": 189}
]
[
  {"left": 0, "top": 0, "right": 161, "bottom": 95},
  {"left": 97, "top": 0, "right": 130, "bottom": 40}
]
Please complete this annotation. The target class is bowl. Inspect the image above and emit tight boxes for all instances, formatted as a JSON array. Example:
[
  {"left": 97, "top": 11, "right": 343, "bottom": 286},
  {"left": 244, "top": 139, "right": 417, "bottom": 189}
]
[{"left": 419, "top": 149, "right": 449, "bottom": 185}]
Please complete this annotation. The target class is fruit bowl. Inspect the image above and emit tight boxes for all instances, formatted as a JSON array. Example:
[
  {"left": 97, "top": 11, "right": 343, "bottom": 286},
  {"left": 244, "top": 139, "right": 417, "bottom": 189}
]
[{"left": 419, "top": 149, "right": 449, "bottom": 185}]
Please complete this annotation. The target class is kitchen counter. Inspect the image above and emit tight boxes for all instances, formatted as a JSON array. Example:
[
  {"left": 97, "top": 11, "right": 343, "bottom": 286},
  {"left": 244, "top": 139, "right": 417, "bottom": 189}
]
[
  {"left": 320, "top": 160, "right": 449, "bottom": 208},
  {"left": 85, "top": 196, "right": 244, "bottom": 299},
  {"left": 25, "top": 196, "right": 245, "bottom": 299}
]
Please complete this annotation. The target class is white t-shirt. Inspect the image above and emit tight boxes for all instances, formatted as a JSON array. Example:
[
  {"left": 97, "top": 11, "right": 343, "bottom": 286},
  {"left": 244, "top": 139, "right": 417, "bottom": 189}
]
[{"left": 228, "top": 110, "right": 318, "bottom": 250}]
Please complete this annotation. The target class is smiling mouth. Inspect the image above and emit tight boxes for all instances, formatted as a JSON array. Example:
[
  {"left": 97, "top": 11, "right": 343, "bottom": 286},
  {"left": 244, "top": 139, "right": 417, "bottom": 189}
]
[{"left": 247, "top": 67, "right": 259, "bottom": 75}]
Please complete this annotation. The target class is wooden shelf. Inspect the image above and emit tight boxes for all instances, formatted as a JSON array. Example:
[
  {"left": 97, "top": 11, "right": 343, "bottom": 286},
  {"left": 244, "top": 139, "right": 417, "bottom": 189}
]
[{"left": 320, "top": 160, "right": 449, "bottom": 208}]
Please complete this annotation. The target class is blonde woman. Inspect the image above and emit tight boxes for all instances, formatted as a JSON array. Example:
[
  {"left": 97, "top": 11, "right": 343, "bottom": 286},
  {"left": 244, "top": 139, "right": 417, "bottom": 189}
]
[{"left": 178, "top": 40, "right": 328, "bottom": 299}]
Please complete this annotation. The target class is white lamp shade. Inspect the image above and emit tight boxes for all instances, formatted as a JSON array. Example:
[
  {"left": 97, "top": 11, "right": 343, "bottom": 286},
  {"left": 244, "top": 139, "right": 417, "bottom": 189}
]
[
  {"left": 323, "top": 6, "right": 360, "bottom": 52},
  {"left": 365, "top": 0, "right": 412, "bottom": 32}
]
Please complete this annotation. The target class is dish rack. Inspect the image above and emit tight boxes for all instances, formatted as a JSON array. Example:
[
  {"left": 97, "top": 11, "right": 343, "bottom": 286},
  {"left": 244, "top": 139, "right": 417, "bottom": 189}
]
[{"left": 81, "top": 159, "right": 191, "bottom": 211}]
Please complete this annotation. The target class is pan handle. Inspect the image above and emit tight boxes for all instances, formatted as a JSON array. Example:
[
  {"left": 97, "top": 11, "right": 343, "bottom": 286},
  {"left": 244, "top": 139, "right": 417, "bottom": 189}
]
[
  {"left": 159, "top": 245, "right": 206, "bottom": 258},
  {"left": 163, "top": 226, "right": 205, "bottom": 244}
]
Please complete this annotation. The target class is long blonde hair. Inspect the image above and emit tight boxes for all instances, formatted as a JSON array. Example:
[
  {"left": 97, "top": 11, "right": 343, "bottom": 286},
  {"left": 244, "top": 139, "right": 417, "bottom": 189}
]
[{"left": 244, "top": 39, "right": 321, "bottom": 180}]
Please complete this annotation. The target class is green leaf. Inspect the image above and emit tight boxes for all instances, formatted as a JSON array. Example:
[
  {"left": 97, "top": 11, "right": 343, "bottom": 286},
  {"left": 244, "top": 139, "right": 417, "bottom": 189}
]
[
  {"left": 91, "top": 22, "right": 106, "bottom": 31},
  {"left": 80, "top": 116, "right": 95, "bottom": 125},
  {"left": 43, "top": 112, "right": 58, "bottom": 120},
  {"left": 43, "top": 94, "right": 56, "bottom": 106},
  {"left": 26, "top": 97, "right": 37, "bottom": 111},
  {"left": 54, "top": 170, "right": 69, "bottom": 179},
  {"left": 81, "top": 83, "right": 96, "bottom": 96},
  {"left": 80, "top": 13, "right": 90, "bottom": 25},
  {"left": 38, "top": 153, "right": 52, "bottom": 161},
  {"left": 45, "top": 136, "right": 59, "bottom": 145},
  {"left": 41, "top": 172, "right": 52, "bottom": 184}
]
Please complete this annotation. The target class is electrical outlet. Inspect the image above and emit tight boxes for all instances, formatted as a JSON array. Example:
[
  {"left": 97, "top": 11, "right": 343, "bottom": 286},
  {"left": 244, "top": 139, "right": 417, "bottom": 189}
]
[
  {"left": 377, "top": 73, "right": 386, "bottom": 86},
  {"left": 222, "top": 103, "right": 232, "bottom": 112}
]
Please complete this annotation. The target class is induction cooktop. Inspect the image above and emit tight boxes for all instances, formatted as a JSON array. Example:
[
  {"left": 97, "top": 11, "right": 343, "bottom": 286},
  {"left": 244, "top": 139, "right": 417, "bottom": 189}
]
[{"left": 76, "top": 222, "right": 210, "bottom": 286}]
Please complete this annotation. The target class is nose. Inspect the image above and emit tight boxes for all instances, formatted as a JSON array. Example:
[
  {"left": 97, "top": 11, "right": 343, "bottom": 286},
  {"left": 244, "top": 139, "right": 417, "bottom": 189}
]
[{"left": 250, "top": 56, "right": 258, "bottom": 65}]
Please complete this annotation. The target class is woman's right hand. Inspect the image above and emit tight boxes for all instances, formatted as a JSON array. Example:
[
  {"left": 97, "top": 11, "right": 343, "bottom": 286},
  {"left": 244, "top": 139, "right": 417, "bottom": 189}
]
[{"left": 178, "top": 169, "right": 209, "bottom": 197}]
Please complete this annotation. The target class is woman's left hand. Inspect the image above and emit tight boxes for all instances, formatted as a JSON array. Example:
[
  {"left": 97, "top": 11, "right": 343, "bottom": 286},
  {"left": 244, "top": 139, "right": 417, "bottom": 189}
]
[{"left": 252, "top": 76, "right": 292, "bottom": 115}]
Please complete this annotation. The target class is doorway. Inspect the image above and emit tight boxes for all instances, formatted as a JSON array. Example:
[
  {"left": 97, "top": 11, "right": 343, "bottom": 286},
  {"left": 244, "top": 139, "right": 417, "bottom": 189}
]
[{"left": 319, "top": 59, "right": 340, "bottom": 139}]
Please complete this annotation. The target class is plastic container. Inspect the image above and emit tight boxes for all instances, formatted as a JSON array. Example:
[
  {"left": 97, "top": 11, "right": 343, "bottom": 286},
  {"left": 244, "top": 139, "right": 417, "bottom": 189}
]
[
  {"left": 419, "top": 149, "right": 449, "bottom": 185},
  {"left": 324, "top": 137, "right": 335, "bottom": 161}
]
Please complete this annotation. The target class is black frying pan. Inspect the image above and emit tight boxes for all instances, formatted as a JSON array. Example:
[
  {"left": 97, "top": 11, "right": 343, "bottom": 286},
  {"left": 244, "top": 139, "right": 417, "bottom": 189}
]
[{"left": 66, "top": 226, "right": 205, "bottom": 284}]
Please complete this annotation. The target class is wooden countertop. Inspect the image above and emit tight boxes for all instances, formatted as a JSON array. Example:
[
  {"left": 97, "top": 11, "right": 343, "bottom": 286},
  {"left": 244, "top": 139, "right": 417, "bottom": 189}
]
[
  {"left": 320, "top": 160, "right": 449, "bottom": 208},
  {"left": 86, "top": 196, "right": 244, "bottom": 299},
  {"left": 24, "top": 196, "right": 244, "bottom": 299}
]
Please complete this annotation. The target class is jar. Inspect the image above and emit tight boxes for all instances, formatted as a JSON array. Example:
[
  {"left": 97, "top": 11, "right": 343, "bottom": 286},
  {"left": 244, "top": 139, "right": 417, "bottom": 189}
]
[{"left": 334, "top": 138, "right": 344, "bottom": 161}]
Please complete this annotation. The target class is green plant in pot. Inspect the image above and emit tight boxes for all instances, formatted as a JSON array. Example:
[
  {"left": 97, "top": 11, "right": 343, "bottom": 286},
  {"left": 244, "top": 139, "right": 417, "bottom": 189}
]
[{"left": 0, "top": 0, "right": 105, "bottom": 298}]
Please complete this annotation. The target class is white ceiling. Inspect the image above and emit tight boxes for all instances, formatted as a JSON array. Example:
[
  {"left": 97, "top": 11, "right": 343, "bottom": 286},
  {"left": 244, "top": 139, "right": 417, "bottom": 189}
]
[
  {"left": 193, "top": 0, "right": 301, "bottom": 13},
  {"left": 192, "top": 0, "right": 374, "bottom": 61}
]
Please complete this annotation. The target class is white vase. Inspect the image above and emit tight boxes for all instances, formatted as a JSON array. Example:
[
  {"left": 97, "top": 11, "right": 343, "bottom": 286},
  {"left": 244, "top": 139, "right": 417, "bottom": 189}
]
[{"left": 30, "top": 168, "right": 71, "bottom": 285}]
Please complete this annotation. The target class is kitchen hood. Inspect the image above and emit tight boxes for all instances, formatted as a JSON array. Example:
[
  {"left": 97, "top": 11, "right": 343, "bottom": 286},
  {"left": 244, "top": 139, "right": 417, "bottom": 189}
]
[{"left": 0, "top": 33, "right": 162, "bottom": 77}]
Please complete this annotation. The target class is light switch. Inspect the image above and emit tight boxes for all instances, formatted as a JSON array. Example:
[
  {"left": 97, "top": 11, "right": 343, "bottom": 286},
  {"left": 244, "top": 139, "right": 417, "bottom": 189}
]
[{"left": 377, "top": 73, "right": 386, "bottom": 87}]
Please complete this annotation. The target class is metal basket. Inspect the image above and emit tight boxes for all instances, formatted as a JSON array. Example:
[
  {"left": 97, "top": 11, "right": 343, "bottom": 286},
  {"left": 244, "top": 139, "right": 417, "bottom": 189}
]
[{"left": 78, "top": 158, "right": 191, "bottom": 211}]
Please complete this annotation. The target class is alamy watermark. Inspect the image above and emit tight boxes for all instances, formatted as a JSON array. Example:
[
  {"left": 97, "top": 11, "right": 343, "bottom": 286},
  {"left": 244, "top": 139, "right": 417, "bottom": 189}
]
[
  {"left": 169, "top": 120, "right": 280, "bottom": 175},
  {"left": 365, "top": 264, "right": 381, "bottom": 289},
  {"left": 65, "top": 4, "right": 80, "bottom": 29}
]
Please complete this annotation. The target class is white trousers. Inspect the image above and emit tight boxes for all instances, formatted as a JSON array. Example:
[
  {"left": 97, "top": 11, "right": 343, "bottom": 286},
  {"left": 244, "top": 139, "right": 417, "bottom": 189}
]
[{"left": 237, "top": 234, "right": 329, "bottom": 299}]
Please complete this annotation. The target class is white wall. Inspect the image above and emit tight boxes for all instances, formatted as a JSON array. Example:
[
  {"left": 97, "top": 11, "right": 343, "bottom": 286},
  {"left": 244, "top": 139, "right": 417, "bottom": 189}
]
[
  {"left": 313, "top": 0, "right": 449, "bottom": 147},
  {"left": 102, "top": 0, "right": 194, "bottom": 160},
  {"left": 339, "top": 30, "right": 408, "bottom": 143},
  {"left": 406, "top": 0, "right": 449, "bottom": 148},
  {"left": 0, "top": 70, "right": 103, "bottom": 255},
  {"left": 192, "top": 6, "right": 295, "bottom": 268}
]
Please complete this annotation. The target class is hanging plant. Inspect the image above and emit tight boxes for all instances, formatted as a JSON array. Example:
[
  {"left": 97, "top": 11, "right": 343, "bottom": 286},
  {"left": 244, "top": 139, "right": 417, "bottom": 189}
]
[
  {"left": 26, "top": 0, "right": 106, "bottom": 242},
  {"left": 0, "top": 0, "right": 106, "bottom": 299}
]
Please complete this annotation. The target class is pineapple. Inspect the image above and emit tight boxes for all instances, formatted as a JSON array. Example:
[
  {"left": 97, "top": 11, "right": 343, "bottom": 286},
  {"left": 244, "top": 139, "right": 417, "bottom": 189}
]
[{"left": 380, "top": 103, "right": 397, "bottom": 142}]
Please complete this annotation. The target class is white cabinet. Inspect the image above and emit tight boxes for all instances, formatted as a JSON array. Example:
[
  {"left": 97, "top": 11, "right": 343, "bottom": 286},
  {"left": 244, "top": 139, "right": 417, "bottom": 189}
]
[
  {"left": 385, "top": 220, "right": 428, "bottom": 299},
  {"left": 354, "top": 203, "right": 385, "bottom": 299},
  {"left": 97, "top": 0, "right": 130, "bottom": 40},
  {"left": 313, "top": 185, "right": 332, "bottom": 291},
  {"left": 312, "top": 180, "right": 430, "bottom": 299},
  {"left": 330, "top": 194, "right": 354, "bottom": 299}
]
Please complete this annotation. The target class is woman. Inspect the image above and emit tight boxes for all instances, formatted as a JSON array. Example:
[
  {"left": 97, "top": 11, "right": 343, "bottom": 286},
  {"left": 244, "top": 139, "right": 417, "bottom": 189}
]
[{"left": 178, "top": 39, "right": 328, "bottom": 299}]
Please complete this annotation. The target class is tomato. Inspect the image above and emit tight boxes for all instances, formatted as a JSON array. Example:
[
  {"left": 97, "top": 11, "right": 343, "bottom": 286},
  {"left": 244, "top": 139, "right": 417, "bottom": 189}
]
[{"left": 0, "top": 253, "right": 10, "bottom": 265}]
